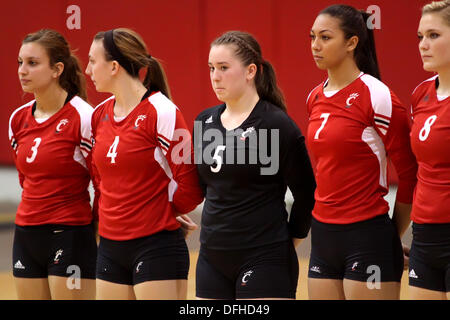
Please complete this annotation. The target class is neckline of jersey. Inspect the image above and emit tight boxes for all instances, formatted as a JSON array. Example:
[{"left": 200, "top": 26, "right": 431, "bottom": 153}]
[
  {"left": 321, "top": 72, "right": 364, "bottom": 99},
  {"left": 216, "top": 99, "right": 262, "bottom": 133},
  {"left": 30, "top": 95, "right": 75, "bottom": 126},
  {"left": 109, "top": 90, "right": 155, "bottom": 126}
]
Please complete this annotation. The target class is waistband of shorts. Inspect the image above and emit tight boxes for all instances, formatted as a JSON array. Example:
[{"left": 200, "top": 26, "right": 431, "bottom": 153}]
[
  {"left": 312, "top": 213, "right": 390, "bottom": 231},
  {"left": 15, "top": 222, "right": 93, "bottom": 231}
]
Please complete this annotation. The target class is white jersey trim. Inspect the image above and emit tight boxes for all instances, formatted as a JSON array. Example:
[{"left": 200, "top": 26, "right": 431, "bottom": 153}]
[{"left": 362, "top": 126, "right": 387, "bottom": 188}]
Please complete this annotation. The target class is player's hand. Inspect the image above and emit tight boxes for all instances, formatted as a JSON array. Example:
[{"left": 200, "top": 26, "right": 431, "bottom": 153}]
[
  {"left": 176, "top": 214, "right": 198, "bottom": 239},
  {"left": 402, "top": 243, "right": 410, "bottom": 270}
]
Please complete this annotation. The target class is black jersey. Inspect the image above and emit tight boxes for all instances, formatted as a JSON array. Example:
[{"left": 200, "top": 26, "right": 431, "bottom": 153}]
[{"left": 194, "top": 99, "right": 316, "bottom": 250}]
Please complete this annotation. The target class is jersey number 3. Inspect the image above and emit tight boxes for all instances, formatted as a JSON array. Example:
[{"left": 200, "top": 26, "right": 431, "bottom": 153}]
[
  {"left": 314, "top": 113, "right": 330, "bottom": 140},
  {"left": 107, "top": 136, "right": 120, "bottom": 163},
  {"left": 26, "top": 137, "right": 42, "bottom": 163}
]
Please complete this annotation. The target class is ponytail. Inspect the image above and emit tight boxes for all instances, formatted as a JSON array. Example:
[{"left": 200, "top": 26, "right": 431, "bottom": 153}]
[
  {"left": 60, "top": 53, "right": 87, "bottom": 100},
  {"left": 257, "top": 60, "right": 286, "bottom": 112},
  {"left": 320, "top": 5, "right": 381, "bottom": 80},
  {"left": 95, "top": 28, "right": 172, "bottom": 100}
]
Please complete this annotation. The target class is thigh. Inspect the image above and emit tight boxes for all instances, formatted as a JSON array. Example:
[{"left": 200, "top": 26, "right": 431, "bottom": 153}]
[
  {"left": 235, "top": 241, "right": 299, "bottom": 300},
  {"left": 344, "top": 279, "right": 400, "bottom": 300},
  {"left": 134, "top": 279, "right": 187, "bottom": 300},
  {"left": 14, "top": 277, "right": 51, "bottom": 300},
  {"left": 48, "top": 275, "right": 96, "bottom": 300},
  {"left": 408, "top": 285, "right": 447, "bottom": 300},
  {"left": 195, "top": 247, "right": 235, "bottom": 300},
  {"left": 308, "top": 278, "right": 345, "bottom": 300},
  {"left": 96, "top": 279, "right": 135, "bottom": 300}
]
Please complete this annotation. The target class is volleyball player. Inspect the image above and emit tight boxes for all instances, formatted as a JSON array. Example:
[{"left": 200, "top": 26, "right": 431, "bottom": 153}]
[
  {"left": 307, "top": 5, "right": 418, "bottom": 299},
  {"left": 194, "top": 31, "right": 316, "bottom": 300},
  {"left": 86, "top": 28, "right": 203, "bottom": 300},
  {"left": 9, "top": 29, "right": 97, "bottom": 299},
  {"left": 409, "top": 0, "right": 450, "bottom": 300}
]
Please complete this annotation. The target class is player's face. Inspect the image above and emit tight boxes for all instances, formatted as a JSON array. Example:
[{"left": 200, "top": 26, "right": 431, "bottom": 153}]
[
  {"left": 310, "top": 14, "right": 352, "bottom": 70},
  {"left": 18, "top": 43, "right": 56, "bottom": 94},
  {"left": 208, "top": 44, "right": 256, "bottom": 103},
  {"left": 418, "top": 13, "right": 450, "bottom": 73},
  {"left": 86, "top": 40, "right": 114, "bottom": 92}
]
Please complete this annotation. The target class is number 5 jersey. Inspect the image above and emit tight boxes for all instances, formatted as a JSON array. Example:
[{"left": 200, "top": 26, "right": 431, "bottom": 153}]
[
  {"left": 306, "top": 73, "right": 418, "bottom": 224},
  {"left": 8, "top": 95, "right": 94, "bottom": 226}
]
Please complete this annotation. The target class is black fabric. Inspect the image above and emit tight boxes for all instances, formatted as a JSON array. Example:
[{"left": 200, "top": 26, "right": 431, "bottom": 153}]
[{"left": 194, "top": 99, "right": 316, "bottom": 250}]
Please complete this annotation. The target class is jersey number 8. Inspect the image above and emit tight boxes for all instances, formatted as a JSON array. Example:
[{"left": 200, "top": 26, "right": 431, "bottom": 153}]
[{"left": 419, "top": 115, "right": 437, "bottom": 142}]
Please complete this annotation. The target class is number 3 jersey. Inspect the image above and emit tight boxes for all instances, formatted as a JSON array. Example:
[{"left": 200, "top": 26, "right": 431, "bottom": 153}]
[
  {"left": 91, "top": 91, "right": 203, "bottom": 241},
  {"left": 306, "top": 73, "right": 418, "bottom": 224},
  {"left": 194, "top": 99, "right": 316, "bottom": 250},
  {"left": 8, "top": 96, "right": 94, "bottom": 226},
  {"left": 410, "top": 76, "right": 450, "bottom": 224}
]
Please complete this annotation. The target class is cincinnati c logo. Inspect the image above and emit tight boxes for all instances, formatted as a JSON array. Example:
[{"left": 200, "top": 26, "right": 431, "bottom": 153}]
[
  {"left": 134, "top": 115, "right": 147, "bottom": 129},
  {"left": 56, "top": 119, "right": 69, "bottom": 133},
  {"left": 346, "top": 93, "right": 360, "bottom": 107}
]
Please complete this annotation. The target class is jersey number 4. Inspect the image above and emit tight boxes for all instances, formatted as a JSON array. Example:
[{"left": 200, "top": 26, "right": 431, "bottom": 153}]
[
  {"left": 314, "top": 113, "right": 330, "bottom": 140},
  {"left": 107, "top": 136, "right": 119, "bottom": 163}
]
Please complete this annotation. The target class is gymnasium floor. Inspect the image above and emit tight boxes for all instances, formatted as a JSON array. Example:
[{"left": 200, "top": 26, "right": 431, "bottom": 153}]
[{"left": 0, "top": 167, "right": 411, "bottom": 300}]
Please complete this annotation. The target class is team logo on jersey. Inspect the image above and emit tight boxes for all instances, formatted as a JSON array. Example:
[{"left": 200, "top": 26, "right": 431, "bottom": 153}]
[
  {"left": 423, "top": 95, "right": 429, "bottom": 102},
  {"left": 56, "top": 119, "right": 69, "bottom": 133},
  {"left": 134, "top": 115, "right": 147, "bottom": 129},
  {"left": 54, "top": 249, "right": 63, "bottom": 264},
  {"left": 240, "top": 126, "right": 255, "bottom": 141},
  {"left": 241, "top": 270, "right": 254, "bottom": 286},
  {"left": 205, "top": 116, "right": 213, "bottom": 124},
  {"left": 345, "top": 93, "right": 360, "bottom": 108},
  {"left": 102, "top": 114, "right": 109, "bottom": 121}
]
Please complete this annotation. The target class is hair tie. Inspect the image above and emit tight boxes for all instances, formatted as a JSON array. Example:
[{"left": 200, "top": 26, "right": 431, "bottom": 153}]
[{"left": 103, "top": 29, "right": 138, "bottom": 77}]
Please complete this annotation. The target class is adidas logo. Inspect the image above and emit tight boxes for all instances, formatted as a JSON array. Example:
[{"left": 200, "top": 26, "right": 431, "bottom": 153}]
[
  {"left": 409, "top": 269, "right": 418, "bottom": 279},
  {"left": 205, "top": 116, "right": 213, "bottom": 124},
  {"left": 14, "top": 260, "right": 25, "bottom": 270}
]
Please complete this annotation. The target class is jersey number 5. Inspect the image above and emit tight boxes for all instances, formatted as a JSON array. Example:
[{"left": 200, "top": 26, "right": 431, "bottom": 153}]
[
  {"left": 26, "top": 137, "right": 42, "bottom": 163},
  {"left": 314, "top": 113, "right": 330, "bottom": 140},
  {"left": 211, "top": 145, "right": 226, "bottom": 173},
  {"left": 107, "top": 136, "right": 119, "bottom": 163}
]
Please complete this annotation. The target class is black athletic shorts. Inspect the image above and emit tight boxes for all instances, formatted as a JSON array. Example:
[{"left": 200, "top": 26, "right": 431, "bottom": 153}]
[
  {"left": 13, "top": 223, "right": 97, "bottom": 279},
  {"left": 308, "top": 214, "right": 403, "bottom": 282},
  {"left": 409, "top": 222, "right": 450, "bottom": 292},
  {"left": 96, "top": 228, "right": 189, "bottom": 285},
  {"left": 196, "top": 240, "right": 299, "bottom": 299}
]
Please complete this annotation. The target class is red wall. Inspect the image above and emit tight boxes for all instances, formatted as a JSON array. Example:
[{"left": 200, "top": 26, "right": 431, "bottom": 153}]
[{"left": 1, "top": 0, "right": 430, "bottom": 170}]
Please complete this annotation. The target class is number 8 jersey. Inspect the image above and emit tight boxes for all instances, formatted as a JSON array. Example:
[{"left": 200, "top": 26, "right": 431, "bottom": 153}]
[
  {"left": 306, "top": 73, "right": 418, "bottom": 224},
  {"left": 410, "top": 76, "right": 450, "bottom": 224},
  {"left": 8, "top": 96, "right": 94, "bottom": 226},
  {"left": 91, "top": 91, "right": 203, "bottom": 241}
]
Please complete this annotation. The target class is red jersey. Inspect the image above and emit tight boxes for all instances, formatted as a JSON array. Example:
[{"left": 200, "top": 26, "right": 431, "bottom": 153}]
[
  {"left": 410, "top": 76, "right": 450, "bottom": 224},
  {"left": 8, "top": 96, "right": 94, "bottom": 226},
  {"left": 306, "top": 73, "right": 417, "bottom": 224},
  {"left": 91, "top": 91, "right": 203, "bottom": 241}
]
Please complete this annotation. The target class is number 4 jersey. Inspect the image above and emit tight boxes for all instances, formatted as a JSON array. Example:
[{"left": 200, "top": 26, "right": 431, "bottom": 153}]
[
  {"left": 8, "top": 96, "right": 94, "bottom": 226},
  {"left": 306, "top": 73, "right": 418, "bottom": 224},
  {"left": 410, "top": 76, "right": 450, "bottom": 224},
  {"left": 91, "top": 91, "right": 203, "bottom": 241}
]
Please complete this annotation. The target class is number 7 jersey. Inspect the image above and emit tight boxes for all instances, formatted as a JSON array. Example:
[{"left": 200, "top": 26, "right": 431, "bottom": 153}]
[{"left": 306, "top": 73, "right": 418, "bottom": 224}]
